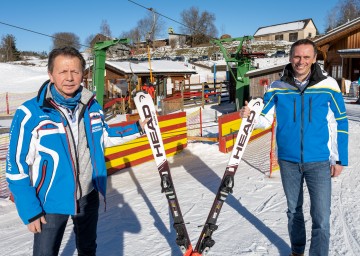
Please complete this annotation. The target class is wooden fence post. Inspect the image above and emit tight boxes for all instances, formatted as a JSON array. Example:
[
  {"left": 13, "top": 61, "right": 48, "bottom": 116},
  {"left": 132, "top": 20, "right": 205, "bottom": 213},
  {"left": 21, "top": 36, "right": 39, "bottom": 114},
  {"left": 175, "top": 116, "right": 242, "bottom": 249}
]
[
  {"left": 180, "top": 82, "right": 184, "bottom": 111},
  {"left": 6, "top": 93, "right": 9, "bottom": 115},
  {"left": 201, "top": 83, "right": 205, "bottom": 108}
]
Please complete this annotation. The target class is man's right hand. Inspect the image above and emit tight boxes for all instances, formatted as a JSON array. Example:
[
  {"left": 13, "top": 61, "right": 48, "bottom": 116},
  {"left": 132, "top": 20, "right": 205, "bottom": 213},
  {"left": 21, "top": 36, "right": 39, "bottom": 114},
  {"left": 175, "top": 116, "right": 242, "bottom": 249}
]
[
  {"left": 239, "top": 101, "right": 251, "bottom": 118},
  {"left": 27, "top": 216, "right": 47, "bottom": 233}
]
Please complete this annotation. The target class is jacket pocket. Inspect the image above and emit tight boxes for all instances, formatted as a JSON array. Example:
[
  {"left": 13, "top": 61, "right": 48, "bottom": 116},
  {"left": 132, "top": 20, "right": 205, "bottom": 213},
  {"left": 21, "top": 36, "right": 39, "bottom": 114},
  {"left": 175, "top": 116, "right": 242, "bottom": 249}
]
[{"left": 36, "top": 160, "right": 48, "bottom": 195}]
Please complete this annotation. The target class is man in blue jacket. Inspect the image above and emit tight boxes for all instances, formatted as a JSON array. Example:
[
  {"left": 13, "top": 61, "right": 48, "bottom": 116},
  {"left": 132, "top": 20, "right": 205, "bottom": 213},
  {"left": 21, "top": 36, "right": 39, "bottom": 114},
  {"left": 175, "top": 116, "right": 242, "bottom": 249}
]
[
  {"left": 6, "top": 46, "right": 147, "bottom": 255},
  {"left": 240, "top": 39, "right": 348, "bottom": 256}
]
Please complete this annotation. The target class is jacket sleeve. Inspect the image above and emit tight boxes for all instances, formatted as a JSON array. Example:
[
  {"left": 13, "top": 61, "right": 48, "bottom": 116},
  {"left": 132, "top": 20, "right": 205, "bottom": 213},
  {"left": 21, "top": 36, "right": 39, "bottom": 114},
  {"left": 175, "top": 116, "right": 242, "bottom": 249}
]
[
  {"left": 329, "top": 90, "right": 349, "bottom": 166},
  {"left": 254, "top": 88, "right": 276, "bottom": 130},
  {"left": 103, "top": 121, "right": 144, "bottom": 148},
  {"left": 6, "top": 106, "right": 44, "bottom": 224}
]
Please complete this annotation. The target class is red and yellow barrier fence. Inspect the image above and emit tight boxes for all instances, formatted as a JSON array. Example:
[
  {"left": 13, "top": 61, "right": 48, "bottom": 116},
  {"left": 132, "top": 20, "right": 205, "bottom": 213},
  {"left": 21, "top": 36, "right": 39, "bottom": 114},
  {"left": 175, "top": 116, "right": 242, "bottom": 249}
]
[
  {"left": 218, "top": 112, "right": 269, "bottom": 153},
  {"left": 105, "top": 112, "right": 187, "bottom": 175},
  {"left": 218, "top": 111, "right": 279, "bottom": 176}
]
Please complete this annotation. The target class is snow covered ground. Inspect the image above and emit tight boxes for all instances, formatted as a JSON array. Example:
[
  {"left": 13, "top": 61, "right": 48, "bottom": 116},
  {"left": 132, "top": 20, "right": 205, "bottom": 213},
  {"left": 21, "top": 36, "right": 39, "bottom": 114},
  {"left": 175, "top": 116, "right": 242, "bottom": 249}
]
[{"left": 1, "top": 61, "right": 360, "bottom": 255}]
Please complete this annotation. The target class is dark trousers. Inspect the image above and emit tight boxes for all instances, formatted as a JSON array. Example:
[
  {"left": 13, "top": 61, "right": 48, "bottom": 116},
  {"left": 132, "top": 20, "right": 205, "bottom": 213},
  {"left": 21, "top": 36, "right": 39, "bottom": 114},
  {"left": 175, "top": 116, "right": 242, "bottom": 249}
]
[{"left": 33, "top": 189, "right": 99, "bottom": 256}]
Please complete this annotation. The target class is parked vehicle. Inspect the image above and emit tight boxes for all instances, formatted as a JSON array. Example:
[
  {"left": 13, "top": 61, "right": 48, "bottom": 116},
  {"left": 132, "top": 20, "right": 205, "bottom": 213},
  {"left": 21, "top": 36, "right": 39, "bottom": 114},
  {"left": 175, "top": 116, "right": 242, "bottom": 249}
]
[{"left": 272, "top": 50, "right": 287, "bottom": 58}]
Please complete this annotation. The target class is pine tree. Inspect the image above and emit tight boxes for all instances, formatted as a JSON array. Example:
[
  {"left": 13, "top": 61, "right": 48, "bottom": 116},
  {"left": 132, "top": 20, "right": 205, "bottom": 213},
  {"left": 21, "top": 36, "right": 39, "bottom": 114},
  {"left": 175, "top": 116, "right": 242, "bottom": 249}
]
[{"left": 0, "top": 34, "right": 21, "bottom": 62}]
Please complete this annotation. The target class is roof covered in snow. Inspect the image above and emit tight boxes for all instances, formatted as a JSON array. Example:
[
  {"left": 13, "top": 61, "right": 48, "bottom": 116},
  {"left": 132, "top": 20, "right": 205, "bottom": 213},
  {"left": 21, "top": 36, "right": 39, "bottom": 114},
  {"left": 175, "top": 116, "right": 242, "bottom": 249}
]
[
  {"left": 314, "top": 16, "right": 360, "bottom": 45},
  {"left": 104, "top": 60, "right": 197, "bottom": 75},
  {"left": 254, "top": 19, "right": 314, "bottom": 36}
]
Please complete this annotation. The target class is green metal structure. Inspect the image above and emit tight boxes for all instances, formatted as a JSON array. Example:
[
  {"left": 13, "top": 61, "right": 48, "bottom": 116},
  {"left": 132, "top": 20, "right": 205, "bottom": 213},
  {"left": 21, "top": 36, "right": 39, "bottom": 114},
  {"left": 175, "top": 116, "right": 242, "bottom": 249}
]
[
  {"left": 211, "top": 36, "right": 255, "bottom": 110},
  {"left": 92, "top": 38, "right": 129, "bottom": 107}
]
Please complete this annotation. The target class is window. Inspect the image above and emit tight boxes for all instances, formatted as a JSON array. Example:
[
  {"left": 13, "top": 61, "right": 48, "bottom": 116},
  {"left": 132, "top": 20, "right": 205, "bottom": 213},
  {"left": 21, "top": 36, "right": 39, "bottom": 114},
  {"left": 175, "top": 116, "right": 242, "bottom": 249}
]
[
  {"left": 275, "top": 34, "right": 284, "bottom": 41},
  {"left": 308, "top": 33, "right": 312, "bottom": 38},
  {"left": 331, "top": 65, "right": 343, "bottom": 79},
  {"left": 289, "top": 32, "right": 298, "bottom": 42}
]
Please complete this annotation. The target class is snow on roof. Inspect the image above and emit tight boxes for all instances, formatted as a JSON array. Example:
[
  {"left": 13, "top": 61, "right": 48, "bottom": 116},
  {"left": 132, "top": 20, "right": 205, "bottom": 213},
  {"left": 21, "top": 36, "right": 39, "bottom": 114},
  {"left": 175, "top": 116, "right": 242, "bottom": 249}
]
[
  {"left": 314, "top": 16, "right": 360, "bottom": 43},
  {"left": 105, "top": 60, "right": 197, "bottom": 74},
  {"left": 338, "top": 48, "right": 360, "bottom": 53},
  {"left": 314, "top": 17, "right": 360, "bottom": 43},
  {"left": 254, "top": 20, "right": 309, "bottom": 36}
]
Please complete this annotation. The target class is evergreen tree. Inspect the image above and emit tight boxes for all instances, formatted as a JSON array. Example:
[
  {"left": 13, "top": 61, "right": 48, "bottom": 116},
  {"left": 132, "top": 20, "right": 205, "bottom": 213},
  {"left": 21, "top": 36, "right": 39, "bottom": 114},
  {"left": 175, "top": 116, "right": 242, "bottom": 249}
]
[{"left": 0, "top": 34, "right": 21, "bottom": 62}]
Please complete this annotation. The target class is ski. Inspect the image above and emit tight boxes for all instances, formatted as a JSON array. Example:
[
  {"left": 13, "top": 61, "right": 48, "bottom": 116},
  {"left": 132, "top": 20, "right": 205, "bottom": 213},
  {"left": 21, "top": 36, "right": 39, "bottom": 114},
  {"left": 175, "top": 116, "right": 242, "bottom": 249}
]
[
  {"left": 192, "top": 98, "right": 264, "bottom": 255},
  {"left": 134, "top": 92, "right": 193, "bottom": 256}
]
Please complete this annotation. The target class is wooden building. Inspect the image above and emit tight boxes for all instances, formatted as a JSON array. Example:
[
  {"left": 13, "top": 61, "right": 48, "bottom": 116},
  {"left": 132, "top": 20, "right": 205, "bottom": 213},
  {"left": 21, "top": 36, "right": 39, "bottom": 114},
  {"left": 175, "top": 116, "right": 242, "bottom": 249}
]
[
  {"left": 254, "top": 19, "right": 318, "bottom": 42},
  {"left": 314, "top": 17, "right": 360, "bottom": 85},
  {"left": 90, "top": 34, "right": 112, "bottom": 47},
  {"left": 84, "top": 60, "right": 197, "bottom": 104},
  {"left": 244, "top": 64, "right": 286, "bottom": 98}
]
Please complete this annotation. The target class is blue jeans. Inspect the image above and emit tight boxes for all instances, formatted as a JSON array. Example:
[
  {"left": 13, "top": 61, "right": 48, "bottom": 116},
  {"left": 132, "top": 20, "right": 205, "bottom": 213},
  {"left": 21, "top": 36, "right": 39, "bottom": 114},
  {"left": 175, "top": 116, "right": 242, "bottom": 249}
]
[
  {"left": 278, "top": 160, "right": 331, "bottom": 256},
  {"left": 33, "top": 189, "right": 99, "bottom": 256}
]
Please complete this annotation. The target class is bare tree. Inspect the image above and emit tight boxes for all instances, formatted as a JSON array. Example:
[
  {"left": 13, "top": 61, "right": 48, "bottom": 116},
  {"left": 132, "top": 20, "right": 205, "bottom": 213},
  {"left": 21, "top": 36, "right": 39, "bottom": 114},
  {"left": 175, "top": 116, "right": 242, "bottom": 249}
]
[
  {"left": 0, "top": 34, "right": 21, "bottom": 62},
  {"left": 84, "top": 34, "right": 95, "bottom": 48},
  {"left": 52, "top": 32, "right": 81, "bottom": 50},
  {"left": 325, "top": 0, "right": 360, "bottom": 32},
  {"left": 120, "top": 28, "right": 141, "bottom": 46},
  {"left": 100, "top": 20, "right": 112, "bottom": 38},
  {"left": 325, "top": 8, "right": 338, "bottom": 32},
  {"left": 136, "top": 9, "right": 164, "bottom": 43},
  {"left": 338, "top": 0, "right": 360, "bottom": 24},
  {"left": 180, "top": 6, "right": 218, "bottom": 46}
]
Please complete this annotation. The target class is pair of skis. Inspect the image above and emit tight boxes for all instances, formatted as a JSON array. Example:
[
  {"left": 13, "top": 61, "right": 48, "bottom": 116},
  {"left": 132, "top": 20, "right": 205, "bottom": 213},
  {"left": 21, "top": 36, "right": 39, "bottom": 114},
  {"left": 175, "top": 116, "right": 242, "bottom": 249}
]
[{"left": 134, "top": 92, "right": 263, "bottom": 255}]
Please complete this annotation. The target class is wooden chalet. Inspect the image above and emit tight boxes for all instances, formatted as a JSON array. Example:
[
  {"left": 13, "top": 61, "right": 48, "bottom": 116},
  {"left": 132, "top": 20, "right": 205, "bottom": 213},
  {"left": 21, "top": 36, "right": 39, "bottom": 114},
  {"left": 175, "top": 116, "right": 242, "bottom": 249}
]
[
  {"left": 314, "top": 17, "right": 360, "bottom": 86},
  {"left": 83, "top": 60, "right": 197, "bottom": 107},
  {"left": 254, "top": 19, "right": 318, "bottom": 42},
  {"left": 89, "top": 34, "right": 112, "bottom": 48},
  {"left": 245, "top": 64, "right": 287, "bottom": 98}
]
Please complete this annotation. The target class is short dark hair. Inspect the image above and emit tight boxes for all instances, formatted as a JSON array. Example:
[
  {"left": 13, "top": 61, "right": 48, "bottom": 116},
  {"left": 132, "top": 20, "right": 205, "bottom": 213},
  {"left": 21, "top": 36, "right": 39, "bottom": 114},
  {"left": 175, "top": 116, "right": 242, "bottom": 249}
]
[
  {"left": 48, "top": 46, "right": 86, "bottom": 73},
  {"left": 289, "top": 39, "right": 317, "bottom": 57}
]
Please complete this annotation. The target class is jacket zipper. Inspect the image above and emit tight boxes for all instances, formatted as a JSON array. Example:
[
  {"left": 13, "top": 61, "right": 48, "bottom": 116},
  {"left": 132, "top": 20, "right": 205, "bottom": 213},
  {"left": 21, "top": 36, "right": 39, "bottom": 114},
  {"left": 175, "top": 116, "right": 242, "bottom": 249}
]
[
  {"left": 48, "top": 100, "right": 80, "bottom": 214},
  {"left": 36, "top": 160, "right": 48, "bottom": 195},
  {"left": 293, "top": 98, "right": 296, "bottom": 122},
  {"left": 300, "top": 93, "right": 304, "bottom": 163},
  {"left": 309, "top": 97, "right": 312, "bottom": 122}
]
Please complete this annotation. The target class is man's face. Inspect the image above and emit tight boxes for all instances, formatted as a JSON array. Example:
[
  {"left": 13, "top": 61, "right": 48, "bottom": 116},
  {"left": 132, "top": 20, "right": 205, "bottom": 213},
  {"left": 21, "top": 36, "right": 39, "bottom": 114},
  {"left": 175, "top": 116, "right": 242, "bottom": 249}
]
[
  {"left": 48, "top": 55, "right": 83, "bottom": 99},
  {"left": 289, "top": 44, "right": 317, "bottom": 81}
]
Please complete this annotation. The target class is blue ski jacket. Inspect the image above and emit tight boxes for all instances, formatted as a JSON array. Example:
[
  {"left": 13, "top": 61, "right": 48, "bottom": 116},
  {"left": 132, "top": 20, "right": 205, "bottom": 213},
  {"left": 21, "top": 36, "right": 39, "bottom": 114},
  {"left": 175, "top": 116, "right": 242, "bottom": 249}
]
[
  {"left": 257, "top": 63, "right": 348, "bottom": 166},
  {"left": 6, "top": 81, "right": 142, "bottom": 224}
]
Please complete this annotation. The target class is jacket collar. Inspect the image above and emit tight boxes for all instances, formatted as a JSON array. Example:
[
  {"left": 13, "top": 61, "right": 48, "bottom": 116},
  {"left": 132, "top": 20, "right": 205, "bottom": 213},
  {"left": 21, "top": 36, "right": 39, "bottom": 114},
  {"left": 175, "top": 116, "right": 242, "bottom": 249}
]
[
  {"left": 37, "top": 80, "right": 95, "bottom": 108},
  {"left": 280, "top": 63, "right": 327, "bottom": 89}
]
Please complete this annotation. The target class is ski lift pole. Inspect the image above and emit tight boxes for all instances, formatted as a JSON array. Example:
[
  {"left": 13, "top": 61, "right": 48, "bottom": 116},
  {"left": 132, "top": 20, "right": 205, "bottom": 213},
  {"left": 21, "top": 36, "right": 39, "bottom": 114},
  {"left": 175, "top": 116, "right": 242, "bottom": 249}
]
[
  {"left": 147, "top": 7, "right": 156, "bottom": 84},
  {"left": 147, "top": 41, "right": 154, "bottom": 83},
  {"left": 92, "top": 38, "right": 129, "bottom": 107}
]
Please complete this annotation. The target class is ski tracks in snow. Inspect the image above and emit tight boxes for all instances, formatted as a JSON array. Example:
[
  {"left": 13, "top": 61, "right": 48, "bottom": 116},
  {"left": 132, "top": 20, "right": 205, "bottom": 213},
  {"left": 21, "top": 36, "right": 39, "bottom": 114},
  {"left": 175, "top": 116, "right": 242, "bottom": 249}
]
[{"left": 330, "top": 120, "right": 360, "bottom": 256}]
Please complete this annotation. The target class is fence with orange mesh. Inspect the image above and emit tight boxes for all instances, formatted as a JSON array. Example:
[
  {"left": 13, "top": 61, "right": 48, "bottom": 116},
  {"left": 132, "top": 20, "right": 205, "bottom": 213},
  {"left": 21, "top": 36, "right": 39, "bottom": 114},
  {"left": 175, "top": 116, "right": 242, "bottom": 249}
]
[
  {"left": 218, "top": 111, "right": 279, "bottom": 177},
  {"left": 0, "top": 92, "right": 37, "bottom": 116},
  {"left": 0, "top": 133, "right": 9, "bottom": 198}
]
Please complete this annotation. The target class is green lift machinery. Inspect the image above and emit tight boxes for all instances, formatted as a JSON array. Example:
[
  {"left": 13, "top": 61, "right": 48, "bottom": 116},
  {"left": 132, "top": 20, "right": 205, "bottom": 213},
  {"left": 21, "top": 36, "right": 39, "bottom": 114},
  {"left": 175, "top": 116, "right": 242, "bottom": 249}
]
[
  {"left": 211, "top": 36, "right": 257, "bottom": 110},
  {"left": 92, "top": 38, "right": 129, "bottom": 107}
]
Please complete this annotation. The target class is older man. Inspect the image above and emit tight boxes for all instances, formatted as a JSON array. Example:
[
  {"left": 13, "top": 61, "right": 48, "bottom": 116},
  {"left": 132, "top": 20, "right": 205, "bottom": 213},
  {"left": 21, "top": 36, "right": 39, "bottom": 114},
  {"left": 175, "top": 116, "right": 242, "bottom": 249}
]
[{"left": 7, "top": 46, "right": 147, "bottom": 255}]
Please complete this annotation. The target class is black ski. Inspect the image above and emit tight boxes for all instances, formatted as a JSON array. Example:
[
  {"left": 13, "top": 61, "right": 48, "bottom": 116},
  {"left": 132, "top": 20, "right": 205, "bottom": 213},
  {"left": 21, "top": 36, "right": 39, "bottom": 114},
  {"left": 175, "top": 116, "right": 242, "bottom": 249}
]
[
  {"left": 134, "top": 92, "right": 193, "bottom": 255},
  {"left": 193, "top": 98, "right": 264, "bottom": 255}
]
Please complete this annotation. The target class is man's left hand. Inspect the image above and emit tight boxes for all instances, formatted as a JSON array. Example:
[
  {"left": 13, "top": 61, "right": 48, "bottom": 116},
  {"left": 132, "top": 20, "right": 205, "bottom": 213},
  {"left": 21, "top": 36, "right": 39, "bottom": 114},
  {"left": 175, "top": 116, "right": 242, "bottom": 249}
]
[
  {"left": 331, "top": 164, "right": 343, "bottom": 177},
  {"left": 139, "top": 118, "right": 149, "bottom": 130}
]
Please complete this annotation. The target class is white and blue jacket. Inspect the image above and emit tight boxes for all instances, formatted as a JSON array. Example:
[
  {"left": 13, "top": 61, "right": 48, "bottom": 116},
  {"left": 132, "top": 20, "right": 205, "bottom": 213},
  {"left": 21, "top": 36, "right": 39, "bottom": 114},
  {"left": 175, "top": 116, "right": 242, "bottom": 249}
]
[
  {"left": 6, "top": 81, "right": 143, "bottom": 224},
  {"left": 257, "top": 63, "right": 348, "bottom": 166}
]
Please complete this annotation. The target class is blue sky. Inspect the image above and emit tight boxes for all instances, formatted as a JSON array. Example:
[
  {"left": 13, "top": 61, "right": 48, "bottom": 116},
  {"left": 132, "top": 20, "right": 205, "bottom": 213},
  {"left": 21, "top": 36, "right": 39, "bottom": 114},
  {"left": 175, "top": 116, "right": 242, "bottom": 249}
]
[{"left": 0, "top": 0, "right": 340, "bottom": 53}]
